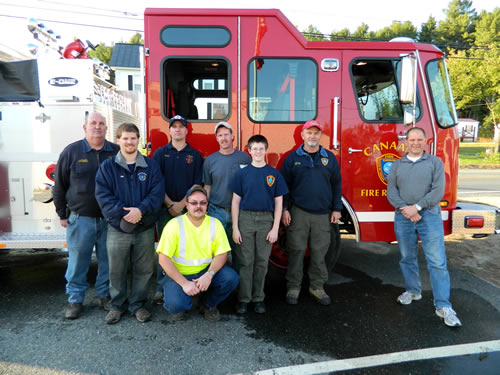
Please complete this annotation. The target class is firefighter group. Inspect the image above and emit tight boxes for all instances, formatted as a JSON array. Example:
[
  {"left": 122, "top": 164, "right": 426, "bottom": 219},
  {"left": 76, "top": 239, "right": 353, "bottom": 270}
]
[{"left": 53, "top": 112, "right": 461, "bottom": 328}]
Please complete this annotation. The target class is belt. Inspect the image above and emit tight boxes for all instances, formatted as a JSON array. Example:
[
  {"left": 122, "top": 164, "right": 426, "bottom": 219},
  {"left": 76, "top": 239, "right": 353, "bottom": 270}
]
[{"left": 211, "top": 203, "right": 231, "bottom": 212}]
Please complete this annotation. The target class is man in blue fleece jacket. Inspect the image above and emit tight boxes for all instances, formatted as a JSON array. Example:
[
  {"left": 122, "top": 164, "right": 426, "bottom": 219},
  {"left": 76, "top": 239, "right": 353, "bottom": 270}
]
[
  {"left": 280, "top": 120, "right": 342, "bottom": 306},
  {"left": 95, "top": 123, "right": 164, "bottom": 324}
]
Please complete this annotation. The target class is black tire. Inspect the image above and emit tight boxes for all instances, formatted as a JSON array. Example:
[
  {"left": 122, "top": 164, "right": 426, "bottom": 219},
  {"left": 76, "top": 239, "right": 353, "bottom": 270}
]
[{"left": 325, "top": 223, "right": 341, "bottom": 272}]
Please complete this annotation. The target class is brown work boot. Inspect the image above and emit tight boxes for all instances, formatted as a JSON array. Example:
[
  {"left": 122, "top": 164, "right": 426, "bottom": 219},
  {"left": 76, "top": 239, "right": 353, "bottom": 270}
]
[
  {"left": 169, "top": 311, "right": 185, "bottom": 322},
  {"left": 286, "top": 289, "right": 300, "bottom": 305},
  {"left": 135, "top": 308, "right": 152, "bottom": 323},
  {"left": 104, "top": 310, "right": 122, "bottom": 324},
  {"left": 97, "top": 296, "right": 111, "bottom": 311},
  {"left": 200, "top": 305, "right": 220, "bottom": 322},
  {"left": 64, "top": 302, "right": 82, "bottom": 320},
  {"left": 309, "top": 287, "right": 331, "bottom": 306},
  {"left": 152, "top": 291, "right": 164, "bottom": 305}
]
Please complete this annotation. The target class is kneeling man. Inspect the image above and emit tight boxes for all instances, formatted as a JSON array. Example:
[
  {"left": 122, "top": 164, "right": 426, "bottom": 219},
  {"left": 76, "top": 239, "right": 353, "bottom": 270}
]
[{"left": 156, "top": 186, "right": 239, "bottom": 321}]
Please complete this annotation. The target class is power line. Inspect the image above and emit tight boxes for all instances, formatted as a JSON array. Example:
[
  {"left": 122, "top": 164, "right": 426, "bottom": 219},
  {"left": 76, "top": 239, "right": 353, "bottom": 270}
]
[
  {"left": 0, "top": 2, "right": 143, "bottom": 21},
  {"left": 0, "top": 14, "right": 143, "bottom": 33},
  {"left": 36, "top": 0, "right": 140, "bottom": 16}
]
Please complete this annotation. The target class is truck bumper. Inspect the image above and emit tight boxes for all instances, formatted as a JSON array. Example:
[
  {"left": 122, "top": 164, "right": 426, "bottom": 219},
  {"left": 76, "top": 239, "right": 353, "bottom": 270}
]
[
  {"left": 452, "top": 202, "right": 500, "bottom": 235},
  {"left": 0, "top": 233, "right": 66, "bottom": 249}
]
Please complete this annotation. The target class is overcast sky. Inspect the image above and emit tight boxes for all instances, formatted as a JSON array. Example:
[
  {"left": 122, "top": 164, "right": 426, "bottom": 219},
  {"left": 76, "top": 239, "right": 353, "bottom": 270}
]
[{"left": 1, "top": 0, "right": 497, "bottom": 56}]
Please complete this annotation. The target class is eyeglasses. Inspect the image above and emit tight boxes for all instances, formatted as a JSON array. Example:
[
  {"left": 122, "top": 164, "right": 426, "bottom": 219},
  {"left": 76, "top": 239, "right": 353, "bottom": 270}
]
[
  {"left": 187, "top": 200, "right": 208, "bottom": 207},
  {"left": 250, "top": 147, "right": 266, "bottom": 152}
]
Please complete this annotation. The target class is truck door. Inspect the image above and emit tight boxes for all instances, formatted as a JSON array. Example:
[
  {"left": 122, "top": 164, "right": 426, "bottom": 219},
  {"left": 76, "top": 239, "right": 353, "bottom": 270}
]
[
  {"left": 144, "top": 12, "right": 238, "bottom": 156},
  {"left": 340, "top": 52, "right": 431, "bottom": 241}
]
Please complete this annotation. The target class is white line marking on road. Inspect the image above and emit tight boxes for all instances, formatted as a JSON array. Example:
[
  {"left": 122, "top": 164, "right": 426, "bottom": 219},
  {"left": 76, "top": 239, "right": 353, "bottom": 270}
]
[{"left": 250, "top": 339, "right": 500, "bottom": 375}]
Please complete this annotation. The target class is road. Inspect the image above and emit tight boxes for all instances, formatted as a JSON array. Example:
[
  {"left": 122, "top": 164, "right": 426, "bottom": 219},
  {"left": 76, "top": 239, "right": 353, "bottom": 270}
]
[
  {"left": 1, "top": 238, "right": 499, "bottom": 375},
  {"left": 458, "top": 169, "right": 500, "bottom": 194}
]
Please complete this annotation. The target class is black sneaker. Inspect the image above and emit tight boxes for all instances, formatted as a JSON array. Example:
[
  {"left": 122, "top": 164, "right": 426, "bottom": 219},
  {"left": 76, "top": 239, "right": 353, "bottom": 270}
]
[
  {"left": 235, "top": 301, "right": 248, "bottom": 315},
  {"left": 64, "top": 302, "right": 82, "bottom": 320},
  {"left": 254, "top": 301, "right": 266, "bottom": 314}
]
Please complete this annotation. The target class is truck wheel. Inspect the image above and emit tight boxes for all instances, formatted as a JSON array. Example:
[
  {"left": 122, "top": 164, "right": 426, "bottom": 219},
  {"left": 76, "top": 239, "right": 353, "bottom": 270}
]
[{"left": 325, "top": 223, "right": 341, "bottom": 272}]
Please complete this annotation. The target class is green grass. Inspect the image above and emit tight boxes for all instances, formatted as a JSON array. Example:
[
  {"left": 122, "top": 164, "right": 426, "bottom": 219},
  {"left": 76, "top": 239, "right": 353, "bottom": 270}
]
[{"left": 459, "top": 142, "right": 500, "bottom": 165}]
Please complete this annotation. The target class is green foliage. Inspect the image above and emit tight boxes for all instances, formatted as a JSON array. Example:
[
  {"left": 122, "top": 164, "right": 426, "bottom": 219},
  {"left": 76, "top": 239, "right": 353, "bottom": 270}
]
[
  {"left": 129, "top": 33, "right": 144, "bottom": 44},
  {"left": 418, "top": 16, "right": 439, "bottom": 43},
  {"left": 87, "top": 43, "right": 114, "bottom": 65},
  {"left": 437, "top": 0, "right": 478, "bottom": 51},
  {"left": 375, "top": 21, "right": 417, "bottom": 40}
]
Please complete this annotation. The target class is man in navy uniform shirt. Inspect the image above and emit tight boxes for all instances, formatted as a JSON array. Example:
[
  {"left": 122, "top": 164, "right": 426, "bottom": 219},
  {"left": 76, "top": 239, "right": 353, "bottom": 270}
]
[
  {"left": 152, "top": 115, "right": 203, "bottom": 304},
  {"left": 280, "top": 120, "right": 342, "bottom": 306}
]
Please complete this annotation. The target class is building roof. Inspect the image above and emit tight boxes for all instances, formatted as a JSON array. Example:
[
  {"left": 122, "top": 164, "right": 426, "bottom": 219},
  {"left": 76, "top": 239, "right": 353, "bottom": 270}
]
[{"left": 109, "top": 43, "right": 141, "bottom": 69}]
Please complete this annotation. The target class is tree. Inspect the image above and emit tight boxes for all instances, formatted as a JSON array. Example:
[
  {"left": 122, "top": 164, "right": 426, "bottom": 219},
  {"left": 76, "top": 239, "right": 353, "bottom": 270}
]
[
  {"left": 87, "top": 43, "right": 114, "bottom": 65},
  {"left": 302, "top": 25, "right": 327, "bottom": 41},
  {"left": 330, "top": 28, "right": 351, "bottom": 41},
  {"left": 418, "top": 16, "right": 439, "bottom": 43},
  {"left": 447, "top": 9, "right": 500, "bottom": 150},
  {"left": 351, "top": 23, "right": 371, "bottom": 40},
  {"left": 374, "top": 21, "right": 417, "bottom": 40},
  {"left": 128, "top": 33, "right": 144, "bottom": 45},
  {"left": 437, "top": 0, "right": 477, "bottom": 51}
]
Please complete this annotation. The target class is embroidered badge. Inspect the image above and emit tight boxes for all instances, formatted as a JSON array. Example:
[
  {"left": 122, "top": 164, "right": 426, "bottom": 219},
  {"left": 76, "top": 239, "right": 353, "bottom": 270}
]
[
  {"left": 376, "top": 153, "right": 400, "bottom": 185},
  {"left": 77, "top": 159, "right": 88, "bottom": 163},
  {"left": 138, "top": 172, "right": 147, "bottom": 181},
  {"left": 321, "top": 158, "right": 329, "bottom": 166},
  {"left": 186, "top": 155, "right": 193, "bottom": 164},
  {"left": 267, "top": 175, "right": 275, "bottom": 187}
]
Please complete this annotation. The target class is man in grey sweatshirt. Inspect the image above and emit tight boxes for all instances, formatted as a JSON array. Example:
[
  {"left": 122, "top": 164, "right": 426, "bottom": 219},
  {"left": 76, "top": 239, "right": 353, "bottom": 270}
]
[{"left": 387, "top": 127, "right": 461, "bottom": 328}]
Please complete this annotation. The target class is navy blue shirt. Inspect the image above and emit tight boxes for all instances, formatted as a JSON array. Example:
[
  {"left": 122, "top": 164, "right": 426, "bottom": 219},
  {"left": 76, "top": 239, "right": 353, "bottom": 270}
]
[
  {"left": 53, "top": 138, "right": 119, "bottom": 219},
  {"left": 280, "top": 145, "right": 342, "bottom": 214},
  {"left": 229, "top": 164, "right": 288, "bottom": 212},
  {"left": 153, "top": 142, "right": 203, "bottom": 202}
]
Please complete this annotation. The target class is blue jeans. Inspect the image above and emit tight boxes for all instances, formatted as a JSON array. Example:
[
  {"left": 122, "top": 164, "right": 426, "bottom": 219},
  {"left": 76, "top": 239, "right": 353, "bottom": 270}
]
[
  {"left": 65, "top": 213, "right": 109, "bottom": 303},
  {"left": 162, "top": 265, "right": 239, "bottom": 314},
  {"left": 107, "top": 226, "right": 155, "bottom": 313},
  {"left": 208, "top": 203, "right": 236, "bottom": 268},
  {"left": 394, "top": 205, "right": 451, "bottom": 309}
]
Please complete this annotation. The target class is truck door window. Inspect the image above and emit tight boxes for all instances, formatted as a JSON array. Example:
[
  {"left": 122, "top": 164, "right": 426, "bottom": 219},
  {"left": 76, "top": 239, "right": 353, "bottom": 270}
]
[
  {"left": 162, "top": 58, "right": 229, "bottom": 121},
  {"left": 426, "top": 59, "right": 458, "bottom": 128},
  {"left": 248, "top": 58, "right": 317, "bottom": 122},
  {"left": 351, "top": 59, "right": 420, "bottom": 122}
]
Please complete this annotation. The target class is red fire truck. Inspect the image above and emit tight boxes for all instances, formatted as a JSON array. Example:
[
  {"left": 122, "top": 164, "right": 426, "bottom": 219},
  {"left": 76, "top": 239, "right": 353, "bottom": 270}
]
[{"left": 143, "top": 8, "right": 499, "bottom": 269}]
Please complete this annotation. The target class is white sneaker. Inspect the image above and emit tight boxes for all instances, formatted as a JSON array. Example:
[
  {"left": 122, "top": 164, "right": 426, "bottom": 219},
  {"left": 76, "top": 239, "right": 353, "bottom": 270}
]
[
  {"left": 435, "top": 307, "right": 462, "bottom": 327},
  {"left": 397, "top": 291, "right": 422, "bottom": 305}
]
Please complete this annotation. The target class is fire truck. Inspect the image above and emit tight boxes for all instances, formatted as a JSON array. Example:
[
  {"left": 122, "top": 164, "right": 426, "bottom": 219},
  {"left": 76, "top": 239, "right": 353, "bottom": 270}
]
[
  {"left": 0, "top": 22, "right": 141, "bottom": 249},
  {"left": 143, "top": 8, "right": 499, "bottom": 269}
]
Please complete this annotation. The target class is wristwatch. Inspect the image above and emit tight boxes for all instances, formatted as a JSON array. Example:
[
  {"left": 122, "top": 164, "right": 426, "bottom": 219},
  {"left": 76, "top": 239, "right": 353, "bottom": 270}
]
[{"left": 208, "top": 270, "right": 215, "bottom": 277}]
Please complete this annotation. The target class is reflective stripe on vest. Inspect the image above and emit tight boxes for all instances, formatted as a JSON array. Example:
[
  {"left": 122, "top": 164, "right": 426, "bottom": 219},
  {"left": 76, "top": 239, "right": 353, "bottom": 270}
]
[{"left": 172, "top": 216, "right": 215, "bottom": 266}]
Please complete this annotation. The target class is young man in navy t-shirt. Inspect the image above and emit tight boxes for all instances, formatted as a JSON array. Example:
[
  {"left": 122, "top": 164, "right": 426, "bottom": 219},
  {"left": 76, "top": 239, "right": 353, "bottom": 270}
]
[{"left": 229, "top": 135, "right": 288, "bottom": 314}]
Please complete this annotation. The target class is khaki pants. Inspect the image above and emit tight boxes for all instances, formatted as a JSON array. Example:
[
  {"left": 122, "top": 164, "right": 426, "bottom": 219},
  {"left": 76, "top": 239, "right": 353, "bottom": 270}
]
[
  {"left": 285, "top": 205, "right": 330, "bottom": 290},
  {"left": 234, "top": 210, "right": 273, "bottom": 303}
]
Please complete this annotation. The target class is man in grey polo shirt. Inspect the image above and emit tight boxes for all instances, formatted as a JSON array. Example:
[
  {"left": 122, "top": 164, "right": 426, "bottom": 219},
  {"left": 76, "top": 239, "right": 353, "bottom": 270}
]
[{"left": 202, "top": 121, "right": 250, "bottom": 266}]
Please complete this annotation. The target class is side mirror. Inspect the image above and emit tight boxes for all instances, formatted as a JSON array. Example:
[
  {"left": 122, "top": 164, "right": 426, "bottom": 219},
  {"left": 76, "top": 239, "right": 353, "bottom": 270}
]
[{"left": 399, "top": 55, "right": 416, "bottom": 104}]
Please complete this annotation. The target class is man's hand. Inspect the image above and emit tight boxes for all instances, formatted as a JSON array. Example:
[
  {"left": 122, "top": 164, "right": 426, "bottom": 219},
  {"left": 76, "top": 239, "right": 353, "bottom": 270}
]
[
  {"left": 410, "top": 213, "right": 422, "bottom": 222},
  {"left": 400, "top": 205, "right": 419, "bottom": 220},
  {"left": 169, "top": 201, "right": 184, "bottom": 217},
  {"left": 193, "top": 272, "right": 212, "bottom": 292},
  {"left": 123, "top": 207, "right": 142, "bottom": 223},
  {"left": 60, "top": 219, "right": 68, "bottom": 228},
  {"left": 182, "top": 280, "right": 201, "bottom": 296},
  {"left": 266, "top": 227, "right": 279, "bottom": 243},
  {"left": 331, "top": 211, "right": 341, "bottom": 224},
  {"left": 281, "top": 210, "right": 291, "bottom": 226},
  {"left": 232, "top": 228, "right": 242, "bottom": 245}
]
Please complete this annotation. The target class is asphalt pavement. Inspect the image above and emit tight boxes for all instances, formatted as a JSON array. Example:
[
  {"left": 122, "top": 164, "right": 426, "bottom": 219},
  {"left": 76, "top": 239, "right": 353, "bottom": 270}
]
[{"left": 1, "top": 237, "right": 499, "bottom": 375}]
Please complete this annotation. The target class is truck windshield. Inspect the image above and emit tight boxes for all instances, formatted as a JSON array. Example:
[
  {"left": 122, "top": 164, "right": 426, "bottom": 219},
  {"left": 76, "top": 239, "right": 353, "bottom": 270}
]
[{"left": 426, "top": 59, "right": 458, "bottom": 128}]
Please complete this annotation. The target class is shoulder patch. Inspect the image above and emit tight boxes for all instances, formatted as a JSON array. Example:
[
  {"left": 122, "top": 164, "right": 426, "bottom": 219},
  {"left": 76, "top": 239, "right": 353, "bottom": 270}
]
[
  {"left": 138, "top": 172, "right": 147, "bottom": 181},
  {"left": 321, "top": 158, "right": 329, "bottom": 166}
]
